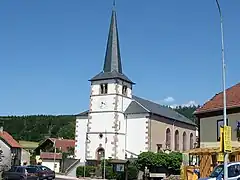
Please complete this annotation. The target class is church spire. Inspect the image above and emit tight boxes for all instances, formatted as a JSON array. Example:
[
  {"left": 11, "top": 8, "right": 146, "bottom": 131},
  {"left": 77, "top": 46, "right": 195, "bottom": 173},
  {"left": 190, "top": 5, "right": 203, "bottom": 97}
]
[
  {"left": 90, "top": 1, "right": 134, "bottom": 84},
  {"left": 103, "top": 1, "right": 122, "bottom": 73}
]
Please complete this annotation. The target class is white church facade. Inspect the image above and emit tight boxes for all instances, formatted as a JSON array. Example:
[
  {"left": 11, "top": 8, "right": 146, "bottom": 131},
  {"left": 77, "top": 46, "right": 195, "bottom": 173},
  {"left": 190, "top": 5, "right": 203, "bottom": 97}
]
[{"left": 74, "top": 7, "right": 196, "bottom": 163}]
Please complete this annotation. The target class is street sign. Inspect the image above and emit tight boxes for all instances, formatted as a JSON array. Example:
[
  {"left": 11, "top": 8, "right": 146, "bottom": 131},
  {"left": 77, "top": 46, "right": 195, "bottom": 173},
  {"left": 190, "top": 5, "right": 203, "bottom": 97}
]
[
  {"left": 223, "top": 125, "right": 232, "bottom": 152},
  {"left": 217, "top": 152, "right": 224, "bottom": 162},
  {"left": 220, "top": 127, "right": 223, "bottom": 152}
]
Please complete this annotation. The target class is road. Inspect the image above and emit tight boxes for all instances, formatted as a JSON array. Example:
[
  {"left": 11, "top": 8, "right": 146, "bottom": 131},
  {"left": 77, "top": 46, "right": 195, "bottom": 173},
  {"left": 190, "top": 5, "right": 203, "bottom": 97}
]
[{"left": 55, "top": 174, "right": 80, "bottom": 180}]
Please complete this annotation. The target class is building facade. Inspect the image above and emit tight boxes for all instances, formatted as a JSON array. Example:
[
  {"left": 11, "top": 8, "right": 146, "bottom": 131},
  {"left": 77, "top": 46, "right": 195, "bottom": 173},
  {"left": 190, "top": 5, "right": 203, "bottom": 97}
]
[
  {"left": 0, "top": 129, "right": 22, "bottom": 170},
  {"left": 195, "top": 82, "right": 240, "bottom": 148},
  {"left": 75, "top": 7, "right": 196, "bottom": 163}
]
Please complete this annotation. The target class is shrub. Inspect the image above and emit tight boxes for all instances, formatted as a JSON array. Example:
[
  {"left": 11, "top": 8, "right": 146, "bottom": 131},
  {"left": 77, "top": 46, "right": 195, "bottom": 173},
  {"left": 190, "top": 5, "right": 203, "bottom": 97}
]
[
  {"left": 136, "top": 151, "right": 182, "bottom": 175},
  {"left": 76, "top": 166, "right": 96, "bottom": 177},
  {"left": 128, "top": 163, "right": 139, "bottom": 180}
]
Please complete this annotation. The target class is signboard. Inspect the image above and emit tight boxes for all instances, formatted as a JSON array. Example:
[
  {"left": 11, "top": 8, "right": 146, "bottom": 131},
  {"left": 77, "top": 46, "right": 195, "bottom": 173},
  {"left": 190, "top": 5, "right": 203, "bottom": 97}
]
[
  {"left": 116, "top": 164, "right": 124, "bottom": 172},
  {"left": 217, "top": 152, "right": 224, "bottom": 162},
  {"left": 220, "top": 127, "right": 223, "bottom": 152},
  {"left": 223, "top": 125, "right": 232, "bottom": 152}
]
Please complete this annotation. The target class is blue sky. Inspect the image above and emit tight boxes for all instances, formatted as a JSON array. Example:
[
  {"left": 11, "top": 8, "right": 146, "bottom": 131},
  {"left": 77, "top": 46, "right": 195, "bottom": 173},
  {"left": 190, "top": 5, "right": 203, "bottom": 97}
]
[{"left": 0, "top": 0, "right": 239, "bottom": 115}]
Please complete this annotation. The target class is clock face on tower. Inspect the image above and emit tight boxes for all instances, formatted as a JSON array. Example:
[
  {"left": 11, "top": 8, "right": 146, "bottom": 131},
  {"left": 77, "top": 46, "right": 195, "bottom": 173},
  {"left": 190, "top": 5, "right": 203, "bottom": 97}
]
[{"left": 99, "top": 99, "right": 107, "bottom": 109}]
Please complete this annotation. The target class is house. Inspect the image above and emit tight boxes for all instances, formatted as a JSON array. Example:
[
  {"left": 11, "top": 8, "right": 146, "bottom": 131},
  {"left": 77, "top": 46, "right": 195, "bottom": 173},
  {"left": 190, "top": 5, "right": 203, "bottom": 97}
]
[
  {"left": 0, "top": 128, "right": 22, "bottom": 170},
  {"left": 19, "top": 140, "right": 39, "bottom": 153},
  {"left": 34, "top": 138, "right": 75, "bottom": 173},
  {"left": 74, "top": 5, "right": 197, "bottom": 164},
  {"left": 194, "top": 82, "right": 240, "bottom": 148},
  {"left": 19, "top": 141, "right": 39, "bottom": 165}
]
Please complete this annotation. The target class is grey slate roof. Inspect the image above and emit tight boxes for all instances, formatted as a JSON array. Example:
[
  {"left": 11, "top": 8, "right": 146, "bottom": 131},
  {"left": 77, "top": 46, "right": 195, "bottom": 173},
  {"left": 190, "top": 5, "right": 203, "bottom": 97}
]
[
  {"left": 90, "top": 71, "right": 134, "bottom": 84},
  {"left": 125, "top": 95, "right": 196, "bottom": 126},
  {"left": 90, "top": 7, "right": 133, "bottom": 84},
  {"left": 76, "top": 95, "right": 195, "bottom": 126},
  {"left": 75, "top": 110, "right": 88, "bottom": 117},
  {"left": 103, "top": 9, "right": 122, "bottom": 73}
]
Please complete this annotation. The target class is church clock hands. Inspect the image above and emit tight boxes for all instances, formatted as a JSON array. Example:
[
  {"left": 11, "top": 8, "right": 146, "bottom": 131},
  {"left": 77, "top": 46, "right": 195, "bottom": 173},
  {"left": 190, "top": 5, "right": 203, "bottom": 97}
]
[{"left": 99, "top": 100, "right": 107, "bottom": 109}]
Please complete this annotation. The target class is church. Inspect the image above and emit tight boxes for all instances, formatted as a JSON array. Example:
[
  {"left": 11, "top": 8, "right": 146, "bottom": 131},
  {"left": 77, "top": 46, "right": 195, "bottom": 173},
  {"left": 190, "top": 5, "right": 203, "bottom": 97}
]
[{"left": 74, "top": 6, "right": 196, "bottom": 163}]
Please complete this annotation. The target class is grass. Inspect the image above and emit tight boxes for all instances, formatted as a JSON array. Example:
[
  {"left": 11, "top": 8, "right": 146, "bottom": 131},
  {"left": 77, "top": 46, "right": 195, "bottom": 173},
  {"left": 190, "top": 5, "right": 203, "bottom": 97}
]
[{"left": 19, "top": 140, "right": 39, "bottom": 149}]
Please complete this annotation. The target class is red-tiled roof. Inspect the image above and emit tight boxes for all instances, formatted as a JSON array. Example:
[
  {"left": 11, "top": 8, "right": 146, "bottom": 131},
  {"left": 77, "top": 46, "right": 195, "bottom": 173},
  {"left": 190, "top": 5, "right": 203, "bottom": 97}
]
[
  {"left": 49, "top": 138, "right": 75, "bottom": 152},
  {"left": 195, "top": 83, "right": 240, "bottom": 114},
  {"left": 0, "top": 131, "right": 22, "bottom": 148},
  {"left": 40, "top": 152, "right": 62, "bottom": 160}
]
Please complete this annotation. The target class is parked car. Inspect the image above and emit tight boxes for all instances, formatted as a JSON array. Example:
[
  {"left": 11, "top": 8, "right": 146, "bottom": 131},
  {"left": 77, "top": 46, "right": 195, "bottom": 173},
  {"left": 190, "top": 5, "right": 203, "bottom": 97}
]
[
  {"left": 199, "top": 162, "right": 240, "bottom": 180},
  {"left": 27, "top": 165, "right": 55, "bottom": 180},
  {"left": 2, "top": 166, "right": 39, "bottom": 180}
]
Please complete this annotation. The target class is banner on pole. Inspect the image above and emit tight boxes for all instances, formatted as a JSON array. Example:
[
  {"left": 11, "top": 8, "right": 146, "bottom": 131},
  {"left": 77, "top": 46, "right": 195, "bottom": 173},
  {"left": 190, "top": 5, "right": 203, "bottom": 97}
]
[{"left": 224, "top": 125, "right": 232, "bottom": 153}]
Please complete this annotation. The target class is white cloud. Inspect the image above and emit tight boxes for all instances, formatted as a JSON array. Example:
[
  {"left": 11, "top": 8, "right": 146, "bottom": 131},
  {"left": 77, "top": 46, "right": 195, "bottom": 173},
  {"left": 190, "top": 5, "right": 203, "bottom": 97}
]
[
  {"left": 169, "top": 104, "right": 178, "bottom": 108},
  {"left": 159, "top": 96, "right": 198, "bottom": 108},
  {"left": 163, "top": 96, "right": 175, "bottom": 103},
  {"left": 182, "top": 100, "right": 198, "bottom": 107},
  {"left": 170, "top": 100, "right": 198, "bottom": 108}
]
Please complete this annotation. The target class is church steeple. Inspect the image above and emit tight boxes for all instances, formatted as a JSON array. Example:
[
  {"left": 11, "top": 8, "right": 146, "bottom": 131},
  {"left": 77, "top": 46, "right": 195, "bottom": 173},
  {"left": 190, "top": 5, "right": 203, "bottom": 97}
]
[
  {"left": 103, "top": 2, "right": 122, "bottom": 73},
  {"left": 90, "top": 2, "right": 134, "bottom": 84}
]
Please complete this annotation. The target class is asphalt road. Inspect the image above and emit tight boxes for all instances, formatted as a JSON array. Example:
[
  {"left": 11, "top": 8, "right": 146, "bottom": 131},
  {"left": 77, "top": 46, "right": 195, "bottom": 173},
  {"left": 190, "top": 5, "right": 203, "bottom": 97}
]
[{"left": 55, "top": 176, "right": 80, "bottom": 180}]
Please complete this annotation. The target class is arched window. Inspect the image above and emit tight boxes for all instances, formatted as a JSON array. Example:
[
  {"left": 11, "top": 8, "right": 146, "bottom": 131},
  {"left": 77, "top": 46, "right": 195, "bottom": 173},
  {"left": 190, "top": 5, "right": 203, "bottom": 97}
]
[
  {"left": 166, "top": 128, "right": 171, "bottom": 149},
  {"left": 190, "top": 133, "right": 194, "bottom": 149},
  {"left": 183, "top": 132, "right": 187, "bottom": 151},
  {"left": 175, "top": 130, "right": 179, "bottom": 151}
]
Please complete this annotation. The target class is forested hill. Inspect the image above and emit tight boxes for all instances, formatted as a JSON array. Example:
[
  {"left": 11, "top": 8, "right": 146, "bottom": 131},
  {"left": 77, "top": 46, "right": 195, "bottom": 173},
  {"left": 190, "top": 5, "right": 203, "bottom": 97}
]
[
  {"left": 0, "top": 105, "right": 199, "bottom": 142},
  {"left": 174, "top": 105, "right": 200, "bottom": 123},
  {"left": 0, "top": 115, "right": 76, "bottom": 142}
]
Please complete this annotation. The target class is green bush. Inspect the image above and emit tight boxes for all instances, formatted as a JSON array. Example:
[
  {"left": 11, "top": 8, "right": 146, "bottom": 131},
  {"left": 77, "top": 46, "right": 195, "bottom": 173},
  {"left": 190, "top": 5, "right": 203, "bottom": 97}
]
[
  {"left": 105, "top": 166, "right": 118, "bottom": 179},
  {"left": 76, "top": 161, "right": 139, "bottom": 179},
  {"left": 128, "top": 163, "right": 139, "bottom": 180},
  {"left": 136, "top": 151, "right": 182, "bottom": 175},
  {"left": 76, "top": 166, "right": 96, "bottom": 177}
]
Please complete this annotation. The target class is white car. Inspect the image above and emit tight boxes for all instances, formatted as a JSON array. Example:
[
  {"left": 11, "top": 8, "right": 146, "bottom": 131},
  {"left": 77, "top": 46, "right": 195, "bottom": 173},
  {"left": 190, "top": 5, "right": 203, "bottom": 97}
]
[{"left": 199, "top": 162, "right": 240, "bottom": 180}]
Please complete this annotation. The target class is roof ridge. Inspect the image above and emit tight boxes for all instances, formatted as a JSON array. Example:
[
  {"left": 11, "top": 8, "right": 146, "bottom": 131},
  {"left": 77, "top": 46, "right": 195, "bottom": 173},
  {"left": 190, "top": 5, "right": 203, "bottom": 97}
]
[
  {"left": 133, "top": 95, "right": 173, "bottom": 109},
  {"left": 132, "top": 99, "right": 150, "bottom": 112},
  {"left": 132, "top": 95, "right": 195, "bottom": 125},
  {"left": 195, "top": 81, "right": 240, "bottom": 114},
  {"left": 133, "top": 95, "right": 161, "bottom": 106}
]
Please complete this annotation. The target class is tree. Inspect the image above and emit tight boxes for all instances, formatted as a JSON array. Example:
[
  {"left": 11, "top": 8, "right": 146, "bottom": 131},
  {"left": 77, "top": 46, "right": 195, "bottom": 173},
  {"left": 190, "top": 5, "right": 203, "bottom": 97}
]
[
  {"left": 57, "top": 122, "right": 75, "bottom": 139},
  {"left": 174, "top": 105, "right": 200, "bottom": 123},
  {"left": 136, "top": 151, "right": 182, "bottom": 175},
  {"left": 0, "top": 115, "right": 75, "bottom": 142}
]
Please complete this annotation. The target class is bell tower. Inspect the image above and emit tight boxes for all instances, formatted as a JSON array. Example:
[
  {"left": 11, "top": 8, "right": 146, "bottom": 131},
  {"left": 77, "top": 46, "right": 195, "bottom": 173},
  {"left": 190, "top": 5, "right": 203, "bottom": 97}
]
[{"left": 86, "top": 4, "right": 134, "bottom": 162}]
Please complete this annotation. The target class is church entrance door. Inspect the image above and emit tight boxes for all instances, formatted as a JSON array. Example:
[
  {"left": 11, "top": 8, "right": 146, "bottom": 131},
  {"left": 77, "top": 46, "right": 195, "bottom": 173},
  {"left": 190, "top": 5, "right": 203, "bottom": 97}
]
[{"left": 96, "top": 148, "right": 105, "bottom": 162}]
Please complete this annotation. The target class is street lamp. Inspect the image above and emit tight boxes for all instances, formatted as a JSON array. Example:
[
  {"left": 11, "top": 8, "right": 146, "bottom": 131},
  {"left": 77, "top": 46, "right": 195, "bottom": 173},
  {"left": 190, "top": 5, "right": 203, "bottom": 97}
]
[{"left": 215, "top": 0, "right": 228, "bottom": 179}]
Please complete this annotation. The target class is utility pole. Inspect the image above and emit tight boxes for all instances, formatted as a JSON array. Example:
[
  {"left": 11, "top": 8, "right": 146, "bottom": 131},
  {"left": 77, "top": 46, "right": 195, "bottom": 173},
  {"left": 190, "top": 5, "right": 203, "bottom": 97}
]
[{"left": 215, "top": 0, "right": 228, "bottom": 179}]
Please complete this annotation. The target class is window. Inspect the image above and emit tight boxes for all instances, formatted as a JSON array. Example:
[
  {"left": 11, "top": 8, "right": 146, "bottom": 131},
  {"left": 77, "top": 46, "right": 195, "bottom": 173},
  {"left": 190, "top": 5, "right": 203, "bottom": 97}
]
[
  {"left": 40, "top": 166, "right": 51, "bottom": 171},
  {"left": 26, "top": 168, "right": 37, "bottom": 173},
  {"left": 165, "top": 128, "right": 171, "bottom": 149},
  {"left": 228, "top": 164, "right": 240, "bottom": 178},
  {"left": 217, "top": 119, "right": 224, "bottom": 141},
  {"left": 100, "top": 84, "right": 108, "bottom": 94},
  {"left": 183, "top": 132, "right": 187, "bottom": 151},
  {"left": 209, "top": 165, "right": 223, "bottom": 178},
  {"left": 156, "top": 144, "right": 162, "bottom": 153},
  {"left": 9, "top": 166, "right": 17, "bottom": 172},
  {"left": 174, "top": 130, "right": 179, "bottom": 151},
  {"left": 190, "top": 133, "right": 194, "bottom": 149},
  {"left": 122, "top": 85, "right": 127, "bottom": 95},
  {"left": 16, "top": 167, "right": 24, "bottom": 173}
]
